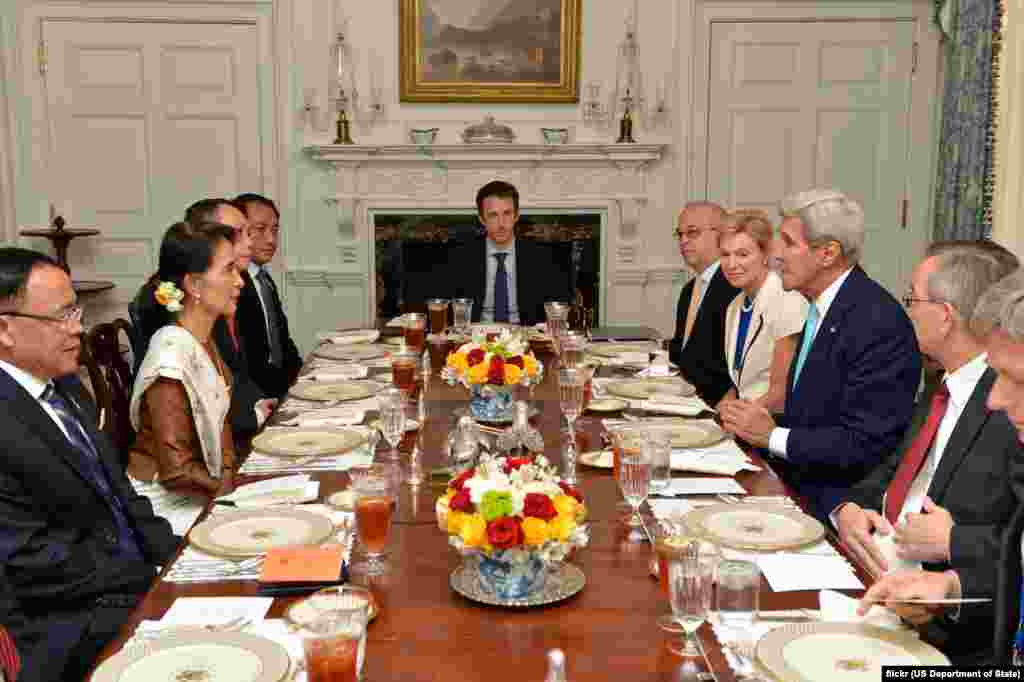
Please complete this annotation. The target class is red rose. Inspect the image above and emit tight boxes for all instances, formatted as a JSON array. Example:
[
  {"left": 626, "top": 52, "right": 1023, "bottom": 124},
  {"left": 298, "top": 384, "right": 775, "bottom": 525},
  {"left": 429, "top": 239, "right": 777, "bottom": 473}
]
[
  {"left": 502, "top": 456, "right": 533, "bottom": 474},
  {"left": 486, "top": 355, "right": 506, "bottom": 384},
  {"left": 522, "top": 493, "right": 557, "bottom": 520},
  {"left": 466, "top": 348, "right": 486, "bottom": 366},
  {"left": 449, "top": 488, "right": 473, "bottom": 512},
  {"left": 486, "top": 516, "right": 524, "bottom": 549},
  {"left": 506, "top": 355, "right": 524, "bottom": 369},
  {"left": 559, "top": 482, "right": 584, "bottom": 504},
  {"left": 450, "top": 468, "right": 475, "bottom": 491}
]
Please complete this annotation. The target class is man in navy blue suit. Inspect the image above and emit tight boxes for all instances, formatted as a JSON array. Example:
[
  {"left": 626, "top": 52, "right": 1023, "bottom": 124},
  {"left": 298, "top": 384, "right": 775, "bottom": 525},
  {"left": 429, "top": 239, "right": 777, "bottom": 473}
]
[{"left": 720, "top": 188, "right": 921, "bottom": 521}]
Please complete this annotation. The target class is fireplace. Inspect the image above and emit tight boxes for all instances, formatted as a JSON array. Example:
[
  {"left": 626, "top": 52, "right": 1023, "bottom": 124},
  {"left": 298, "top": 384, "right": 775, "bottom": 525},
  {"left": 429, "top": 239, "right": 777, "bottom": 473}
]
[{"left": 372, "top": 209, "right": 603, "bottom": 326}]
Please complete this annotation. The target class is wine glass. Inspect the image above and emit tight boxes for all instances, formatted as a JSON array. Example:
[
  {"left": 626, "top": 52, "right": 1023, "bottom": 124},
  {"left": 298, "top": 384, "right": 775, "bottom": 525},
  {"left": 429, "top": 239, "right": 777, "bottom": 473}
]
[
  {"left": 616, "top": 442, "right": 651, "bottom": 530},
  {"left": 648, "top": 330, "right": 664, "bottom": 375},
  {"left": 378, "top": 388, "right": 407, "bottom": 463},
  {"left": 660, "top": 540, "right": 712, "bottom": 657},
  {"left": 558, "top": 368, "right": 586, "bottom": 484}
]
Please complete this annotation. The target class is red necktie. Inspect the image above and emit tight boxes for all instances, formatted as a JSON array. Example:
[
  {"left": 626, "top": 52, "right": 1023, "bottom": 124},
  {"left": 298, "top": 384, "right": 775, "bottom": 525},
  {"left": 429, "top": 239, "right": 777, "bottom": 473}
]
[
  {"left": 0, "top": 625, "right": 20, "bottom": 682},
  {"left": 884, "top": 384, "right": 951, "bottom": 525},
  {"left": 227, "top": 315, "right": 240, "bottom": 351}
]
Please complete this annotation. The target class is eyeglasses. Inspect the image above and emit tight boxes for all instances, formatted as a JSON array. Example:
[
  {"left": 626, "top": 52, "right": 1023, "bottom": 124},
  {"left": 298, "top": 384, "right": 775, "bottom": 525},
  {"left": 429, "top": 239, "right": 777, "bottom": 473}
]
[
  {"left": 901, "top": 295, "right": 947, "bottom": 309},
  {"left": 1, "top": 304, "right": 84, "bottom": 328},
  {"left": 673, "top": 227, "right": 716, "bottom": 242}
]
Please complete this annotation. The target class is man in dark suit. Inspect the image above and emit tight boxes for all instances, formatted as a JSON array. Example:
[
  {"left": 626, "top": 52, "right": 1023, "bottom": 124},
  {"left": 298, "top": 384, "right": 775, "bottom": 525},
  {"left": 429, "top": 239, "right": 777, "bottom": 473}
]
[
  {"left": 857, "top": 269, "right": 1024, "bottom": 665},
  {"left": 832, "top": 244, "right": 1021, "bottom": 663},
  {"left": 721, "top": 188, "right": 921, "bottom": 521},
  {"left": 234, "top": 194, "right": 302, "bottom": 398},
  {"left": 0, "top": 249, "right": 178, "bottom": 682},
  {"left": 667, "top": 201, "right": 739, "bottom": 406},
  {"left": 446, "top": 181, "right": 571, "bottom": 327},
  {"left": 0, "top": 567, "right": 22, "bottom": 682}
]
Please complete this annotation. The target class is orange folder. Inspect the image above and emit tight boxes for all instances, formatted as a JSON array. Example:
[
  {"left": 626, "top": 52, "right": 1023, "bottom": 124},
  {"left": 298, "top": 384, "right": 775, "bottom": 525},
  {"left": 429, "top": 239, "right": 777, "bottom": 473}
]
[{"left": 259, "top": 545, "right": 345, "bottom": 583}]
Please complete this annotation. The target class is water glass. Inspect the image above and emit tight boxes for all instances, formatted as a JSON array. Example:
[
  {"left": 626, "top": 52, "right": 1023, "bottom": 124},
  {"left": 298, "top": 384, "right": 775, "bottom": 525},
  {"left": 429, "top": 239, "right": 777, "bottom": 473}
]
[
  {"left": 607, "top": 424, "right": 648, "bottom": 487},
  {"left": 558, "top": 368, "right": 586, "bottom": 483},
  {"left": 378, "top": 388, "right": 407, "bottom": 463},
  {"left": 645, "top": 427, "right": 672, "bottom": 494},
  {"left": 560, "top": 330, "right": 588, "bottom": 369},
  {"left": 664, "top": 540, "right": 712, "bottom": 657},
  {"left": 545, "top": 301, "right": 570, "bottom": 356},
  {"left": 716, "top": 559, "right": 759, "bottom": 627},
  {"left": 451, "top": 298, "right": 474, "bottom": 333},
  {"left": 350, "top": 467, "right": 394, "bottom": 575},
  {"left": 616, "top": 445, "right": 651, "bottom": 528},
  {"left": 297, "top": 586, "right": 371, "bottom": 682}
]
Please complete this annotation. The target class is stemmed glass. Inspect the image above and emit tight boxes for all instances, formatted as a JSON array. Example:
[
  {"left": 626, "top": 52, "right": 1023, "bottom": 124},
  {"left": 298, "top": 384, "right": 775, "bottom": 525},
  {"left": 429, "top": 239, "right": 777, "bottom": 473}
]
[
  {"left": 648, "top": 330, "right": 664, "bottom": 375},
  {"left": 545, "top": 301, "right": 570, "bottom": 359},
  {"left": 349, "top": 466, "right": 394, "bottom": 576},
  {"left": 616, "top": 442, "right": 652, "bottom": 530},
  {"left": 377, "top": 388, "right": 406, "bottom": 489},
  {"left": 659, "top": 539, "right": 712, "bottom": 657},
  {"left": 558, "top": 368, "right": 586, "bottom": 484}
]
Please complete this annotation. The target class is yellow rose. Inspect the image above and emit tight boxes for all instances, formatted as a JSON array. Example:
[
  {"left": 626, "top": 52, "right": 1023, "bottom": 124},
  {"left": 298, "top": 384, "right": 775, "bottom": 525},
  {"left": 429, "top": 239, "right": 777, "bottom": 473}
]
[
  {"left": 575, "top": 503, "right": 588, "bottom": 523},
  {"left": 441, "top": 489, "right": 455, "bottom": 503},
  {"left": 552, "top": 494, "right": 579, "bottom": 517},
  {"left": 523, "top": 354, "right": 539, "bottom": 377},
  {"left": 447, "top": 510, "right": 467, "bottom": 535},
  {"left": 460, "top": 514, "right": 487, "bottom": 548},
  {"left": 467, "top": 362, "right": 489, "bottom": 384},
  {"left": 548, "top": 514, "right": 576, "bottom": 542},
  {"left": 521, "top": 517, "right": 550, "bottom": 546},
  {"left": 504, "top": 363, "right": 522, "bottom": 385},
  {"left": 447, "top": 352, "right": 468, "bottom": 373}
]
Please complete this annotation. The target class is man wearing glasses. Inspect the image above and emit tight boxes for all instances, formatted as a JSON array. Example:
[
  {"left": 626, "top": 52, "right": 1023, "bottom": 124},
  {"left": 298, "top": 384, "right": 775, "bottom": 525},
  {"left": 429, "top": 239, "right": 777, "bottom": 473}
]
[
  {"left": 0, "top": 249, "right": 177, "bottom": 681},
  {"left": 667, "top": 201, "right": 739, "bottom": 407},
  {"left": 720, "top": 188, "right": 921, "bottom": 522}
]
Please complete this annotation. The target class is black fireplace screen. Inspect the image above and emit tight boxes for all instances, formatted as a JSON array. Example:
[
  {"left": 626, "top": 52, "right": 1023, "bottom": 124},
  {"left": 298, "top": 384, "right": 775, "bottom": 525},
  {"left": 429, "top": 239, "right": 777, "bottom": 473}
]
[{"left": 373, "top": 212, "right": 601, "bottom": 325}]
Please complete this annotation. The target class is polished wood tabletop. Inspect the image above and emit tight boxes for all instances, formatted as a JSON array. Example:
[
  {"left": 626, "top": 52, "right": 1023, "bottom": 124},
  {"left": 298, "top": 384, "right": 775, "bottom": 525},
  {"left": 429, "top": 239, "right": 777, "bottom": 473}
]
[{"left": 92, "top": 348, "right": 873, "bottom": 681}]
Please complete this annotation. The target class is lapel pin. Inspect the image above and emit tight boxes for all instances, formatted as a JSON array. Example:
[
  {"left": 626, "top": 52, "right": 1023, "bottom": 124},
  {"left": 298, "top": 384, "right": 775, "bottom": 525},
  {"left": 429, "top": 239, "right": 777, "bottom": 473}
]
[{"left": 830, "top": 326, "right": 836, "bottom": 333}]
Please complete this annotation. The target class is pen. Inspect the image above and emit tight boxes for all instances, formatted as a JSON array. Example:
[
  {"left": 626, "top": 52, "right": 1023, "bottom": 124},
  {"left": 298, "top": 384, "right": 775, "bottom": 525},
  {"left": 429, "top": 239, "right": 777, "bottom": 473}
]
[{"left": 213, "top": 500, "right": 236, "bottom": 507}]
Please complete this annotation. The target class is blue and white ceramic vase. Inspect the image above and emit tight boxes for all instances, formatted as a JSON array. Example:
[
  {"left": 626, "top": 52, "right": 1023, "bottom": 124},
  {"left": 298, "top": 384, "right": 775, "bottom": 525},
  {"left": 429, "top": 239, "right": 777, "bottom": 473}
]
[
  {"left": 469, "top": 383, "right": 515, "bottom": 422},
  {"left": 474, "top": 551, "right": 547, "bottom": 600}
]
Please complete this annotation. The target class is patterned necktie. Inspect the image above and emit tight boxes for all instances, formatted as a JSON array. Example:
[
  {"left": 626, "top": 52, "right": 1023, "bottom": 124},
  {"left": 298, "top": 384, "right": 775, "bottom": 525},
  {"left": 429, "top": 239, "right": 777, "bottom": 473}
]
[
  {"left": 683, "top": 276, "right": 705, "bottom": 346},
  {"left": 884, "top": 384, "right": 951, "bottom": 525},
  {"left": 41, "top": 384, "right": 101, "bottom": 463},
  {"left": 0, "top": 625, "right": 19, "bottom": 682},
  {"left": 792, "top": 303, "right": 820, "bottom": 386},
  {"left": 494, "top": 252, "right": 510, "bottom": 323},
  {"left": 257, "top": 268, "right": 284, "bottom": 367}
]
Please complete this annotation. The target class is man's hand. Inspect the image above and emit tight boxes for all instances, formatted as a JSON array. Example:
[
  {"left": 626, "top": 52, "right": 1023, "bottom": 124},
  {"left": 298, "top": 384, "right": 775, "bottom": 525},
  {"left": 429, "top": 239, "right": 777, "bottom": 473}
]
[
  {"left": 254, "top": 398, "right": 279, "bottom": 427},
  {"left": 836, "top": 503, "right": 891, "bottom": 578},
  {"left": 215, "top": 470, "right": 236, "bottom": 498},
  {"left": 718, "top": 399, "right": 775, "bottom": 447},
  {"left": 857, "top": 569, "right": 961, "bottom": 625},
  {"left": 894, "top": 496, "right": 954, "bottom": 563}
]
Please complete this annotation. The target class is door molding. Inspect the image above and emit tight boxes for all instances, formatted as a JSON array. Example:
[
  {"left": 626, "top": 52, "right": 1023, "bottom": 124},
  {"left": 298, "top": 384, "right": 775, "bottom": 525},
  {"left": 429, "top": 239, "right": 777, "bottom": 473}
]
[{"left": 682, "top": 0, "right": 941, "bottom": 258}]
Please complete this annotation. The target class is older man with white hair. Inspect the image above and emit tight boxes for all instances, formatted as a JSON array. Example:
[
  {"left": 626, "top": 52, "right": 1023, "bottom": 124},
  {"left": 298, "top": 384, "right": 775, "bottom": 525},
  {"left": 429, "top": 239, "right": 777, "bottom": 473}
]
[{"left": 720, "top": 188, "right": 921, "bottom": 521}]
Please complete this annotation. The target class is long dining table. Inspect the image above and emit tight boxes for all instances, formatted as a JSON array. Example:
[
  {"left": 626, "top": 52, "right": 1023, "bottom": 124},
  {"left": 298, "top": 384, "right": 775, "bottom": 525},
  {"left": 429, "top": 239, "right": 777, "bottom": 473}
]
[{"left": 91, "top": 342, "right": 875, "bottom": 681}]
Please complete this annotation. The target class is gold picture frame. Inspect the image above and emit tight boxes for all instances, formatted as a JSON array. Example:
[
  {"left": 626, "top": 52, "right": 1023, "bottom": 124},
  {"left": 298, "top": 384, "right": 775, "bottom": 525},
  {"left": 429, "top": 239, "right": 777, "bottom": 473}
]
[{"left": 399, "top": 0, "right": 581, "bottom": 103}]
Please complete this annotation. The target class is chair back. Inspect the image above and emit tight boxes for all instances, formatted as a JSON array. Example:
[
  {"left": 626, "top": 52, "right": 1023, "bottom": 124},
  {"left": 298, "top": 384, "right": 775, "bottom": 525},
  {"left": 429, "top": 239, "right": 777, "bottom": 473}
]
[{"left": 83, "top": 319, "right": 136, "bottom": 468}]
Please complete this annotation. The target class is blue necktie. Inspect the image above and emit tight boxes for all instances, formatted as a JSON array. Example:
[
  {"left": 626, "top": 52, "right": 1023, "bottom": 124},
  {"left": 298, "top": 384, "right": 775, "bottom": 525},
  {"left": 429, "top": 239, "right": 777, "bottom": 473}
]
[
  {"left": 792, "top": 304, "right": 819, "bottom": 386},
  {"left": 42, "top": 384, "right": 102, "bottom": 464},
  {"left": 494, "top": 252, "right": 510, "bottom": 323},
  {"left": 257, "top": 268, "right": 284, "bottom": 367}
]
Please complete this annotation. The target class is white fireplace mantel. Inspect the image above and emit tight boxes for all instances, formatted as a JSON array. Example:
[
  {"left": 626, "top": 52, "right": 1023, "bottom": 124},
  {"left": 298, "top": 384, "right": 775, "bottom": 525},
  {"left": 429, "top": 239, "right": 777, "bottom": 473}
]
[{"left": 305, "top": 143, "right": 666, "bottom": 166}]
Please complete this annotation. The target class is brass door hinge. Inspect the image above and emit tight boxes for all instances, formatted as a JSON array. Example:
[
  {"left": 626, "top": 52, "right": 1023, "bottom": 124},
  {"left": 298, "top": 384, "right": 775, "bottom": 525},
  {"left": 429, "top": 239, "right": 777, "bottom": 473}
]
[
  {"left": 900, "top": 198, "right": 909, "bottom": 229},
  {"left": 38, "top": 39, "right": 47, "bottom": 76}
]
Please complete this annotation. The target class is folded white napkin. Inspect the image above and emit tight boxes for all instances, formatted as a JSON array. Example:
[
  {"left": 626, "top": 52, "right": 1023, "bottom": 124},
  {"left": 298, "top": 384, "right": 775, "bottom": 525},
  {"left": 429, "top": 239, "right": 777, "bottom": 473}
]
[
  {"left": 670, "top": 440, "right": 760, "bottom": 475},
  {"left": 819, "top": 589, "right": 907, "bottom": 630},
  {"left": 316, "top": 329, "right": 380, "bottom": 345},
  {"left": 220, "top": 476, "right": 320, "bottom": 507},
  {"left": 873, "top": 531, "right": 923, "bottom": 574},
  {"left": 642, "top": 393, "right": 708, "bottom": 416},
  {"left": 280, "top": 406, "right": 367, "bottom": 427},
  {"left": 297, "top": 366, "right": 370, "bottom": 382},
  {"left": 758, "top": 554, "right": 864, "bottom": 591}
]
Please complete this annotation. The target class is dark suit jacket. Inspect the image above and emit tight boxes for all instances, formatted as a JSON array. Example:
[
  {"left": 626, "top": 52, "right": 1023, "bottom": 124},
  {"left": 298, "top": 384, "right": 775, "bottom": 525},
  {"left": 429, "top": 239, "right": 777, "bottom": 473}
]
[
  {"left": 0, "top": 370, "right": 178, "bottom": 682},
  {"left": 446, "top": 238, "right": 572, "bottom": 327},
  {"left": 237, "top": 269, "right": 302, "bottom": 398},
  {"left": 668, "top": 266, "right": 739, "bottom": 406},
  {"left": 993, "top": 503, "right": 1024, "bottom": 665},
  {"left": 130, "top": 281, "right": 265, "bottom": 438},
  {"left": 845, "top": 367, "right": 1023, "bottom": 662},
  {"left": 771, "top": 266, "right": 922, "bottom": 521}
]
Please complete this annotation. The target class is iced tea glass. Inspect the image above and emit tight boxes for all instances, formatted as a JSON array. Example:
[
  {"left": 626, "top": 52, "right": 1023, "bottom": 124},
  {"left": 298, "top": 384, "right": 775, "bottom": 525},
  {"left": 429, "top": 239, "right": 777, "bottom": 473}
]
[
  {"left": 403, "top": 313, "right": 427, "bottom": 353},
  {"left": 426, "top": 298, "right": 449, "bottom": 335},
  {"left": 451, "top": 298, "right": 473, "bottom": 334},
  {"left": 390, "top": 349, "right": 419, "bottom": 399},
  {"left": 298, "top": 586, "right": 371, "bottom": 682},
  {"left": 351, "top": 468, "right": 394, "bottom": 575}
]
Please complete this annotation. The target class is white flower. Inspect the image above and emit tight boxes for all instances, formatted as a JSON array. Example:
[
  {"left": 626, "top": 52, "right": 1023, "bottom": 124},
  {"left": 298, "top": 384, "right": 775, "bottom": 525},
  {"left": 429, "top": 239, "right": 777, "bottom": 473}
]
[{"left": 464, "top": 471, "right": 510, "bottom": 505}]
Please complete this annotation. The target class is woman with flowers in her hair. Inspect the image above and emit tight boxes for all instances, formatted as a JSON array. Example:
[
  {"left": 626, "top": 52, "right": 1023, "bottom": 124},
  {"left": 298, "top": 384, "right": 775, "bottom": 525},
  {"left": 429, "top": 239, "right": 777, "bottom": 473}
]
[{"left": 127, "top": 221, "right": 244, "bottom": 512}]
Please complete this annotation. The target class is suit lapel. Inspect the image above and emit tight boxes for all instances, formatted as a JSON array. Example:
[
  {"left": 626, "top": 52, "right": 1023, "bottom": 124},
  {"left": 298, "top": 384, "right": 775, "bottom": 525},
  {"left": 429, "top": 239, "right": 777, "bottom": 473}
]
[
  {"left": 57, "top": 378, "right": 125, "bottom": 489},
  {"left": 926, "top": 368, "right": 995, "bottom": 501}
]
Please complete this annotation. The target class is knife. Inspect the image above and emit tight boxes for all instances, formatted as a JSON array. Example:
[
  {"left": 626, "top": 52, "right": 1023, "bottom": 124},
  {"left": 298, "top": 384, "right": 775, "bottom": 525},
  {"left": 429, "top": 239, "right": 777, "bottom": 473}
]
[{"left": 864, "top": 597, "right": 992, "bottom": 605}]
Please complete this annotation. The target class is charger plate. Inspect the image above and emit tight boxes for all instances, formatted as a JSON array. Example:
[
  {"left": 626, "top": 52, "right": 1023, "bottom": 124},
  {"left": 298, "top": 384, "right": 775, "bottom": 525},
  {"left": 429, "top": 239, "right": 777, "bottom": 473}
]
[
  {"left": 579, "top": 450, "right": 613, "bottom": 469},
  {"left": 189, "top": 508, "right": 335, "bottom": 558},
  {"left": 382, "top": 336, "right": 404, "bottom": 346},
  {"left": 251, "top": 428, "right": 366, "bottom": 458},
  {"left": 659, "top": 422, "right": 729, "bottom": 449},
  {"left": 289, "top": 381, "right": 379, "bottom": 403},
  {"left": 685, "top": 503, "right": 824, "bottom": 551},
  {"left": 585, "top": 397, "right": 629, "bottom": 412},
  {"left": 587, "top": 343, "right": 653, "bottom": 357},
  {"left": 92, "top": 631, "right": 291, "bottom": 682},
  {"left": 313, "top": 344, "right": 387, "bottom": 362},
  {"left": 606, "top": 379, "right": 696, "bottom": 399},
  {"left": 450, "top": 561, "right": 585, "bottom": 608},
  {"left": 285, "top": 588, "right": 378, "bottom": 626},
  {"left": 757, "top": 622, "right": 949, "bottom": 681}
]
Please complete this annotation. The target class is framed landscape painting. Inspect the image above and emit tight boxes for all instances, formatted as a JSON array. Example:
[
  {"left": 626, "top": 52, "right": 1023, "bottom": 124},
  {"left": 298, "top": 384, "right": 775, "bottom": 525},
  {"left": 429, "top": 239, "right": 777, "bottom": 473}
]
[{"left": 399, "top": 0, "right": 581, "bottom": 103}]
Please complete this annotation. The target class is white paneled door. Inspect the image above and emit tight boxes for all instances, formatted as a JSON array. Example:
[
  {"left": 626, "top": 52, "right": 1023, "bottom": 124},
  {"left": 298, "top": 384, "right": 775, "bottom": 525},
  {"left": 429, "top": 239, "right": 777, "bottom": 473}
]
[
  {"left": 706, "top": 20, "right": 919, "bottom": 295},
  {"left": 40, "top": 18, "right": 263, "bottom": 309}
]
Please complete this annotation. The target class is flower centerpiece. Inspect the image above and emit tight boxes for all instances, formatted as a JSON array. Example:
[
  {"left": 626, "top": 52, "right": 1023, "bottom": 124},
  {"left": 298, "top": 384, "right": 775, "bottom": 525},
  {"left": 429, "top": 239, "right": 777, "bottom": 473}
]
[
  {"left": 436, "top": 453, "right": 588, "bottom": 601},
  {"left": 441, "top": 328, "right": 544, "bottom": 421}
]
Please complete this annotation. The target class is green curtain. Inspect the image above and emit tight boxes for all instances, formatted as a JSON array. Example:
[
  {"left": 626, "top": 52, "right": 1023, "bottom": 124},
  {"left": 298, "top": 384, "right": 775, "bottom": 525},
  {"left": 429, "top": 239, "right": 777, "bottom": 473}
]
[{"left": 932, "top": 0, "right": 1003, "bottom": 240}]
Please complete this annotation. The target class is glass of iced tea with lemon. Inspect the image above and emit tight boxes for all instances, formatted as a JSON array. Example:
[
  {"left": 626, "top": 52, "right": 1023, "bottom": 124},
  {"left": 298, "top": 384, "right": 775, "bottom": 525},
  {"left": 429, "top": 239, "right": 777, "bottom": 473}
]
[
  {"left": 296, "top": 586, "right": 371, "bottom": 682},
  {"left": 350, "top": 466, "right": 394, "bottom": 575}
]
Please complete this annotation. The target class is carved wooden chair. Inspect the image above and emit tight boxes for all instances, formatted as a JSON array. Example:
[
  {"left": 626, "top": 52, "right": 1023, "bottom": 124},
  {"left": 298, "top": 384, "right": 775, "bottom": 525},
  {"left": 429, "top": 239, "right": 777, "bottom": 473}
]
[{"left": 82, "top": 319, "right": 136, "bottom": 470}]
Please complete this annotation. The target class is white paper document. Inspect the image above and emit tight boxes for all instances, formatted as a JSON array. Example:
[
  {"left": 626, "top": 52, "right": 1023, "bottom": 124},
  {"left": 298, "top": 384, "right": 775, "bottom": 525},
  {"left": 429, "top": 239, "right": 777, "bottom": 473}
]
[
  {"left": 156, "top": 597, "right": 274, "bottom": 626},
  {"left": 660, "top": 478, "right": 747, "bottom": 496},
  {"left": 757, "top": 554, "right": 864, "bottom": 592}
]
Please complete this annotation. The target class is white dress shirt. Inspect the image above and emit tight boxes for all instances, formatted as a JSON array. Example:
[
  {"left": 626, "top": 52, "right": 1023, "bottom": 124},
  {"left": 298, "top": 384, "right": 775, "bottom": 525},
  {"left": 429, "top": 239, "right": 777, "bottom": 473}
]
[
  {"left": 481, "top": 238, "right": 519, "bottom": 324},
  {"left": 694, "top": 261, "right": 720, "bottom": 309},
  {"left": 768, "top": 267, "right": 854, "bottom": 458},
  {"left": 0, "top": 360, "right": 71, "bottom": 440}
]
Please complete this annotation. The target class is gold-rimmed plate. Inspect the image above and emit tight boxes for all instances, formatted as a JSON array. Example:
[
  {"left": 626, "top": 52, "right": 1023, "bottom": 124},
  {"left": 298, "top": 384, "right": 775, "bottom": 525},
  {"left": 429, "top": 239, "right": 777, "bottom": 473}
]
[
  {"left": 92, "top": 631, "right": 292, "bottom": 682},
  {"left": 313, "top": 344, "right": 388, "bottom": 362},
  {"left": 319, "top": 328, "right": 380, "bottom": 345},
  {"left": 578, "top": 450, "right": 613, "bottom": 469},
  {"left": 659, "top": 421, "right": 729, "bottom": 449},
  {"left": 757, "top": 622, "right": 949, "bottom": 681},
  {"left": 685, "top": 503, "right": 825, "bottom": 551},
  {"left": 606, "top": 379, "right": 696, "bottom": 400},
  {"left": 382, "top": 336, "right": 405, "bottom": 346},
  {"left": 285, "top": 588, "right": 378, "bottom": 627},
  {"left": 289, "top": 381, "right": 379, "bottom": 403},
  {"left": 188, "top": 508, "right": 335, "bottom": 558},
  {"left": 251, "top": 428, "right": 366, "bottom": 459},
  {"left": 586, "top": 398, "right": 629, "bottom": 413}
]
